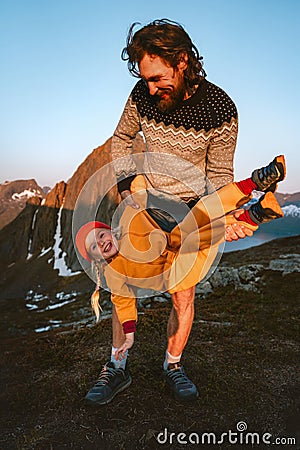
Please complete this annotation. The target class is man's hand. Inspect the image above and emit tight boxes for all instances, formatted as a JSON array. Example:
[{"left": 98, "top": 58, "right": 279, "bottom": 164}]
[
  {"left": 225, "top": 209, "right": 254, "bottom": 242},
  {"left": 120, "top": 190, "right": 140, "bottom": 209},
  {"left": 115, "top": 333, "right": 135, "bottom": 360}
]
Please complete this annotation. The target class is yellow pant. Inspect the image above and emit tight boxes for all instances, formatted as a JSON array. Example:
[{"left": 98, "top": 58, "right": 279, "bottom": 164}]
[
  {"left": 105, "top": 177, "right": 258, "bottom": 324},
  {"left": 123, "top": 176, "right": 257, "bottom": 293},
  {"left": 167, "top": 182, "right": 256, "bottom": 292}
]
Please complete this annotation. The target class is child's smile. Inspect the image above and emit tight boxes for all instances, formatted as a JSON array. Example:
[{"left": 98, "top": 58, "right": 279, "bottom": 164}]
[{"left": 85, "top": 228, "right": 119, "bottom": 261}]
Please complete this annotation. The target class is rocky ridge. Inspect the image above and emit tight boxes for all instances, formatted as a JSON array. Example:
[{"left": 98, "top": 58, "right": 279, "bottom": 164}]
[
  {"left": 1, "top": 235, "right": 298, "bottom": 337},
  {"left": 0, "top": 179, "right": 45, "bottom": 230},
  {"left": 0, "top": 135, "right": 145, "bottom": 274},
  {"left": 0, "top": 134, "right": 299, "bottom": 308},
  {"left": 138, "top": 245, "right": 300, "bottom": 310}
]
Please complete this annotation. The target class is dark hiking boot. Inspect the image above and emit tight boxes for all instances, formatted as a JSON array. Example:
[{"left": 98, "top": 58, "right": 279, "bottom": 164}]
[
  {"left": 85, "top": 361, "right": 132, "bottom": 406},
  {"left": 251, "top": 155, "right": 286, "bottom": 193},
  {"left": 164, "top": 362, "right": 199, "bottom": 402},
  {"left": 249, "top": 191, "right": 284, "bottom": 224}
]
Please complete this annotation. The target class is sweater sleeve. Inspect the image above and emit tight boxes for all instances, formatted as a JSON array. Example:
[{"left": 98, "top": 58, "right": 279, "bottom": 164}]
[
  {"left": 205, "top": 116, "right": 238, "bottom": 193},
  {"left": 104, "top": 260, "right": 138, "bottom": 333},
  {"left": 111, "top": 94, "right": 142, "bottom": 192},
  {"left": 110, "top": 293, "right": 137, "bottom": 333}
]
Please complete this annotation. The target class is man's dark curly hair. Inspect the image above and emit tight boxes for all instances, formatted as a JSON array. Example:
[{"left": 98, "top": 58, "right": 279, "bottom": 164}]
[{"left": 121, "top": 19, "right": 206, "bottom": 92}]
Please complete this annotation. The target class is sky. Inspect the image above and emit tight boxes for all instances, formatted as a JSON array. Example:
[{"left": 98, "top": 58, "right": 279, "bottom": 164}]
[{"left": 1, "top": 0, "right": 299, "bottom": 193}]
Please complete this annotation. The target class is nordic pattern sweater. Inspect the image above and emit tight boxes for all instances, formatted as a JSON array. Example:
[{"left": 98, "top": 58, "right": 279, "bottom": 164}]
[{"left": 111, "top": 79, "right": 238, "bottom": 201}]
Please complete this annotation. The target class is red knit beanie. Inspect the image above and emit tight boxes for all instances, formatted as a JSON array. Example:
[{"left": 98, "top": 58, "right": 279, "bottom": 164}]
[{"left": 75, "top": 221, "right": 111, "bottom": 262}]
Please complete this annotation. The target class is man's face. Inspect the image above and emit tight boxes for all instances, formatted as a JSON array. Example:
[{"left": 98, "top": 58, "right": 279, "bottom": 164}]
[
  {"left": 138, "top": 53, "right": 188, "bottom": 113},
  {"left": 85, "top": 228, "right": 119, "bottom": 261}
]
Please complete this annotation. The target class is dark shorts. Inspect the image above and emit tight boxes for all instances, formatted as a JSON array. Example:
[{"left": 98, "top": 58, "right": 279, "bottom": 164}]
[{"left": 146, "top": 191, "right": 198, "bottom": 233}]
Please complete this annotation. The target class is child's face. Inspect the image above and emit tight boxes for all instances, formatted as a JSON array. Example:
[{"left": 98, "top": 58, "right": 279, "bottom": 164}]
[{"left": 85, "top": 228, "right": 119, "bottom": 261}]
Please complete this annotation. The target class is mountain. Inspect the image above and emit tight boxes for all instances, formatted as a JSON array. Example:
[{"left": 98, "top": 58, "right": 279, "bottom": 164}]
[
  {"left": 0, "top": 136, "right": 298, "bottom": 301},
  {"left": 0, "top": 145, "right": 298, "bottom": 448},
  {"left": 224, "top": 192, "right": 300, "bottom": 253},
  {"left": 0, "top": 135, "right": 145, "bottom": 292},
  {"left": 0, "top": 179, "right": 45, "bottom": 230},
  {"left": 275, "top": 191, "right": 300, "bottom": 206}
]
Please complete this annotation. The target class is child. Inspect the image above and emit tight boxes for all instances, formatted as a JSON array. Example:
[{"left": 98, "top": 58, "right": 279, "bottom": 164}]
[
  {"left": 76, "top": 156, "right": 285, "bottom": 355},
  {"left": 76, "top": 156, "right": 286, "bottom": 361}
]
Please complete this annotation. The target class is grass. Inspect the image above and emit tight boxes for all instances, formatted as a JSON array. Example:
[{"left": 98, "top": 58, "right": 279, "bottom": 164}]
[
  {"left": 1, "top": 237, "right": 299, "bottom": 449},
  {"left": 1, "top": 280, "right": 299, "bottom": 449}
]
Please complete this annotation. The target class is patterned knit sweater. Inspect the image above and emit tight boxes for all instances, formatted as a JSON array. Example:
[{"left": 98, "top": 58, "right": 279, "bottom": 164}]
[{"left": 111, "top": 78, "right": 238, "bottom": 201}]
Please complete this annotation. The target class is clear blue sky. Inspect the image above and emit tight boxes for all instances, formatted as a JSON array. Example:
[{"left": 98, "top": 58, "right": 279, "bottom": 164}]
[{"left": 1, "top": 0, "right": 299, "bottom": 192}]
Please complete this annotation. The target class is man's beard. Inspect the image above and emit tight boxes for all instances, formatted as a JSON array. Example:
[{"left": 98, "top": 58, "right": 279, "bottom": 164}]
[{"left": 154, "top": 77, "right": 187, "bottom": 113}]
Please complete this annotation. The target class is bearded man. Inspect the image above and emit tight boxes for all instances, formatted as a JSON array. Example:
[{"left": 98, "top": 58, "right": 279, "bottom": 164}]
[{"left": 84, "top": 19, "right": 252, "bottom": 406}]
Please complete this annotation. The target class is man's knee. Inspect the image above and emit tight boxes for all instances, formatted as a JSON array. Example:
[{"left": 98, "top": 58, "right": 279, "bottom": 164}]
[{"left": 171, "top": 287, "right": 195, "bottom": 311}]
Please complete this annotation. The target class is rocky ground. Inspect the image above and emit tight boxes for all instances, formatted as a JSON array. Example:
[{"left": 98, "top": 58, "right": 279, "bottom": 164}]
[{"left": 1, "top": 236, "right": 299, "bottom": 450}]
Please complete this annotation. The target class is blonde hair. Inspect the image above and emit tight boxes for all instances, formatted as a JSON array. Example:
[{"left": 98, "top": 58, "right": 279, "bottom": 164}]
[
  {"left": 90, "top": 260, "right": 104, "bottom": 321},
  {"left": 89, "top": 226, "right": 121, "bottom": 321}
]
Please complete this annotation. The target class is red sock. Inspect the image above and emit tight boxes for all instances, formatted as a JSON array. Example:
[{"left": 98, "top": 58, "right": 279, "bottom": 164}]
[
  {"left": 237, "top": 209, "right": 257, "bottom": 226},
  {"left": 236, "top": 178, "right": 257, "bottom": 195}
]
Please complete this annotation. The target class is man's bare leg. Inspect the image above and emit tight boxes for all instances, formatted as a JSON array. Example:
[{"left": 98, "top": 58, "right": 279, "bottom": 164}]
[
  {"left": 167, "top": 286, "right": 195, "bottom": 356},
  {"left": 164, "top": 286, "right": 199, "bottom": 402}
]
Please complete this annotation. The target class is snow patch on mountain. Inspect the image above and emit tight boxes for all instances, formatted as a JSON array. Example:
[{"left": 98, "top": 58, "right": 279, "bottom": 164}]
[
  {"left": 53, "top": 203, "right": 81, "bottom": 276},
  {"left": 26, "top": 208, "right": 39, "bottom": 260},
  {"left": 12, "top": 189, "right": 41, "bottom": 201},
  {"left": 282, "top": 204, "right": 300, "bottom": 217}
]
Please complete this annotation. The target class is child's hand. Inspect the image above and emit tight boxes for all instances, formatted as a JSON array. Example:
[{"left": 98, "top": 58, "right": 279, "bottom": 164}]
[
  {"left": 115, "top": 333, "right": 134, "bottom": 360},
  {"left": 120, "top": 190, "right": 140, "bottom": 209}
]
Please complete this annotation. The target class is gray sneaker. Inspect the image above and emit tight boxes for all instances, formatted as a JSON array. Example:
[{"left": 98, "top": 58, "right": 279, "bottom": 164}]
[
  {"left": 164, "top": 362, "right": 199, "bottom": 402},
  {"left": 85, "top": 361, "right": 132, "bottom": 406}
]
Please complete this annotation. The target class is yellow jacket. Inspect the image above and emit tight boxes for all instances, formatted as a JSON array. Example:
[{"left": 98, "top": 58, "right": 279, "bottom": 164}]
[{"left": 103, "top": 177, "right": 257, "bottom": 332}]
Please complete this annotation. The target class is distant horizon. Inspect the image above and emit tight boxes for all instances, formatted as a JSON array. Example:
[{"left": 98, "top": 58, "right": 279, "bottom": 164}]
[{"left": 1, "top": 171, "right": 299, "bottom": 196}]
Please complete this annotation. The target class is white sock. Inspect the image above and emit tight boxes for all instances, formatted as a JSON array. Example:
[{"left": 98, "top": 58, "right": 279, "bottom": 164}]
[
  {"left": 163, "top": 350, "right": 182, "bottom": 371},
  {"left": 110, "top": 345, "right": 128, "bottom": 370}
]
